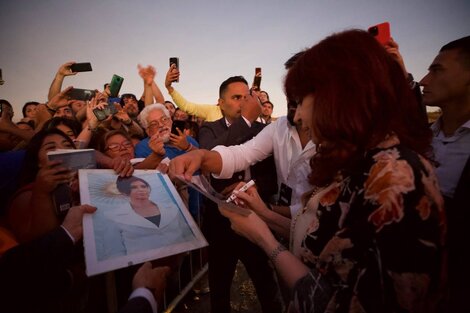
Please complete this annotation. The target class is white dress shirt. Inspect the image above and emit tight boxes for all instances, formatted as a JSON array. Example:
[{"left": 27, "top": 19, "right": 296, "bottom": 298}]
[{"left": 212, "top": 116, "right": 316, "bottom": 216}]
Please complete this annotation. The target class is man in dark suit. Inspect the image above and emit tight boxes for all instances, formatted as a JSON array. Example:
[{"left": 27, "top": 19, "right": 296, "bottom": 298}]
[{"left": 198, "top": 76, "right": 282, "bottom": 313}]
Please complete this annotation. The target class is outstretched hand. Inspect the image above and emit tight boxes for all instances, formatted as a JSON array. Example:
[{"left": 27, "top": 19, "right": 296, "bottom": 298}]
[{"left": 169, "top": 150, "right": 205, "bottom": 181}]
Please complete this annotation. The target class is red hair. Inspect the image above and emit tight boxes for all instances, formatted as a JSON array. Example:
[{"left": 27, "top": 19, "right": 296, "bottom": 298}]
[{"left": 285, "top": 30, "right": 431, "bottom": 186}]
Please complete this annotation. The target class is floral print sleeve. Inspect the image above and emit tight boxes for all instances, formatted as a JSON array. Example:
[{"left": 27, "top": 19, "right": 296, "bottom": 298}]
[{"left": 291, "top": 138, "right": 446, "bottom": 313}]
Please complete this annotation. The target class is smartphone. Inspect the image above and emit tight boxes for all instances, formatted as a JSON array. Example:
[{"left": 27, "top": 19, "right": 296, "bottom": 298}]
[
  {"left": 171, "top": 120, "right": 186, "bottom": 135},
  {"left": 93, "top": 104, "right": 118, "bottom": 121},
  {"left": 253, "top": 67, "right": 262, "bottom": 90},
  {"left": 0, "top": 103, "right": 2, "bottom": 117},
  {"left": 109, "top": 74, "right": 124, "bottom": 97},
  {"left": 169, "top": 57, "right": 179, "bottom": 82},
  {"left": 67, "top": 88, "right": 96, "bottom": 101},
  {"left": 368, "top": 22, "right": 391, "bottom": 45},
  {"left": 70, "top": 62, "right": 92, "bottom": 73},
  {"left": 0, "top": 68, "right": 4, "bottom": 85}
]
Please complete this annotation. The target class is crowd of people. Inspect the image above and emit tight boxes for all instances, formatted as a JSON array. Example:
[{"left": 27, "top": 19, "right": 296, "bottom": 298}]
[{"left": 0, "top": 29, "right": 469, "bottom": 313}]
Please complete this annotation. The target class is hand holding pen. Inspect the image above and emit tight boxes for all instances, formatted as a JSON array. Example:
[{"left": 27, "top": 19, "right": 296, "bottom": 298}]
[{"left": 226, "top": 180, "right": 255, "bottom": 203}]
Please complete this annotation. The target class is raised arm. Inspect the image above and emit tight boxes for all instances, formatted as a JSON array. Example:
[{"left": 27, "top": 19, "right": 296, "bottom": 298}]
[
  {"left": 169, "top": 149, "right": 223, "bottom": 181},
  {"left": 36, "top": 86, "right": 74, "bottom": 131},
  {"left": 165, "top": 65, "right": 222, "bottom": 121},
  {"left": 47, "top": 62, "right": 77, "bottom": 101}
]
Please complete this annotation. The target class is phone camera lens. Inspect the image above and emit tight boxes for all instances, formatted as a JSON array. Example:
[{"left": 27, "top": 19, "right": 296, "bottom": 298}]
[{"left": 369, "top": 26, "right": 378, "bottom": 36}]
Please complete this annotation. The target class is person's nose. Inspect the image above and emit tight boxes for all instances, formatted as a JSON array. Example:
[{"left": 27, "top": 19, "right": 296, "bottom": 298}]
[{"left": 419, "top": 73, "right": 429, "bottom": 87}]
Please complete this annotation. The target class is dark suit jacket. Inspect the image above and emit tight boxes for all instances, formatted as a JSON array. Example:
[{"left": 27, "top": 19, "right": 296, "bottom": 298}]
[
  {"left": 198, "top": 117, "right": 277, "bottom": 234},
  {"left": 198, "top": 116, "right": 277, "bottom": 200}
]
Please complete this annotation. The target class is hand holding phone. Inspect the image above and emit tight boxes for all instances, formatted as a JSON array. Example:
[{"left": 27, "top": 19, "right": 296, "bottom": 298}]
[
  {"left": 368, "top": 22, "right": 391, "bottom": 45},
  {"left": 93, "top": 104, "right": 118, "bottom": 121},
  {"left": 169, "top": 57, "right": 179, "bottom": 83},
  {"left": 171, "top": 120, "right": 186, "bottom": 135},
  {"left": 252, "top": 67, "right": 262, "bottom": 91},
  {"left": 70, "top": 62, "right": 93, "bottom": 73}
]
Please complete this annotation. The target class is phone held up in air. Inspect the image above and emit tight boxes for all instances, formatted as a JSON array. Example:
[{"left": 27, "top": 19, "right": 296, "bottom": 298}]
[
  {"left": 368, "top": 22, "right": 391, "bottom": 45},
  {"left": 109, "top": 74, "right": 124, "bottom": 98},
  {"left": 253, "top": 67, "right": 262, "bottom": 91},
  {"left": 169, "top": 57, "right": 179, "bottom": 83},
  {"left": 93, "top": 104, "right": 119, "bottom": 121},
  {"left": 70, "top": 62, "right": 93, "bottom": 73},
  {"left": 0, "top": 68, "right": 4, "bottom": 85},
  {"left": 66, "top": 88, "right": 96, "bottom": 101}
]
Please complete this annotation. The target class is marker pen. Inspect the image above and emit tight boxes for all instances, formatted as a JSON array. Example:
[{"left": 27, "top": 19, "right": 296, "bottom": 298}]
[{"left": 226, "top": 180, "right": 255, "bottom": 203}]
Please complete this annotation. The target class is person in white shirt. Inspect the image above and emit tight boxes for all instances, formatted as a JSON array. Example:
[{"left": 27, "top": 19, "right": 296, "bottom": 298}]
[{"left": 169, "top": 52, "right": 316, "bottom": 239}]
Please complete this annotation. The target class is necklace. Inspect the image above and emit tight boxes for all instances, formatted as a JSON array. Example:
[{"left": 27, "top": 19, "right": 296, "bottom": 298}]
[{"left": 290, "top": 185, "right": 325, "bottom": 251}]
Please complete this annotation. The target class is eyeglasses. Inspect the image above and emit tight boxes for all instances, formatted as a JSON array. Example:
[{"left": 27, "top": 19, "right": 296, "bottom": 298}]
[
  {"left": 147, "top": 116, "right": 171, "bottom": 130},
  {"left": 106, "top": 141, "right": 133, "bottom": 152}
]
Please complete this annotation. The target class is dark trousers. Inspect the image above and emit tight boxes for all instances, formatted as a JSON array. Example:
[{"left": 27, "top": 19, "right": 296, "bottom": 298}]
[{"left": 204, "top": 208, "right": 283, "bottom": 313}]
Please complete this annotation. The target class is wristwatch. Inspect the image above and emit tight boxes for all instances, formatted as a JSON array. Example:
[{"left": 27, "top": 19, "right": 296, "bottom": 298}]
[{"left": 45, "top": 102, "right": 57, "bottom": 114}]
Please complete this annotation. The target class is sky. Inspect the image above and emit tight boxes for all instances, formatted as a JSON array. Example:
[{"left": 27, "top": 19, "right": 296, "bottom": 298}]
[{"left": 1, "top": 0, "right": 469, "bottom": 121}]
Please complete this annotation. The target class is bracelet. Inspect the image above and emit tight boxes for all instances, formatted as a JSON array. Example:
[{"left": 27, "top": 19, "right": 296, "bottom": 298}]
[
  {"left": 123, "top": 119, "right": 133, "bottom": 126},
  {"left": 184, "top": 143, "right": 192, "bottom": 152},
  {"left": 46, "top": 103, "right": 57, "bottom": 113},
  {"left": 268, "top": 243, "right": 287, "bottom": 264}
]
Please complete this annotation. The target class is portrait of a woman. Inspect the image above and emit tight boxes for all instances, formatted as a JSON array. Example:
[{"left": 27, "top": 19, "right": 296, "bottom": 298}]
[{"left": 99, "top": 175, "right": 195, "bottom": 259}]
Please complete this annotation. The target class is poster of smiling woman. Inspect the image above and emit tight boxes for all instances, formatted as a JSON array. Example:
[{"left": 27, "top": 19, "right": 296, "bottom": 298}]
[{"left": 79, "top": 169, "right": 207, "bottom": 276}]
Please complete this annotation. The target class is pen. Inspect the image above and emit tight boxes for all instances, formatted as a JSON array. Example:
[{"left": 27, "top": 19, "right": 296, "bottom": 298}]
[{"left": 226, "top": 180, "right": 255, "bottom": 203}]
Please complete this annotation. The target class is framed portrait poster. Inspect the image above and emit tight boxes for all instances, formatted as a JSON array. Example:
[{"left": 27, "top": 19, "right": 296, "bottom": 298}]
[{"left": 80, "top": 169, "right": 207, "bottom": 276}]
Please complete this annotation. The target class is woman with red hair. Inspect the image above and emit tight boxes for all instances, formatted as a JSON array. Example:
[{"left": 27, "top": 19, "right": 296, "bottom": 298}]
[{"left": 219, "top": 30, "right": 446, "bottom": 313}]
